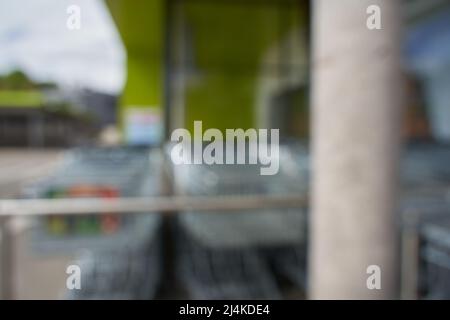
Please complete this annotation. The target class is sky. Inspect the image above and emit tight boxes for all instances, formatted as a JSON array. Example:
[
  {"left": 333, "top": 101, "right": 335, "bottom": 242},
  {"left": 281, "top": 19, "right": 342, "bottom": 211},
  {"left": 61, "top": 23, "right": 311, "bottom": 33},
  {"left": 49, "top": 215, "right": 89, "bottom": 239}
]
[{"left": 0, "top": 0, "right": 125, "bottom": 94}]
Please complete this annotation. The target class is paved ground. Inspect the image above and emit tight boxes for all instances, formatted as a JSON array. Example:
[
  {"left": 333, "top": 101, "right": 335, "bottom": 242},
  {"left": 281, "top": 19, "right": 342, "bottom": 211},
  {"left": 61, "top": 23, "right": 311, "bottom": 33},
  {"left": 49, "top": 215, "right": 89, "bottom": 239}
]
[{"left": 0, "top": 148, "right": 64, "bottom": 198}]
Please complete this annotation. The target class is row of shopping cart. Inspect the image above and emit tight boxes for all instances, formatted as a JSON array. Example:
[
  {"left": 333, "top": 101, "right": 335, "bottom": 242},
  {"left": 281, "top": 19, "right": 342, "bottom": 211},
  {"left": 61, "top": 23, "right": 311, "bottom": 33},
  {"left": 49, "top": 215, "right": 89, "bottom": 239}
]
[
  {"left": 23, "top": 141, "right": 450, "bottom": 299},
  {"left": 23, "top": 143, "right": 309, "bottom": 299}
]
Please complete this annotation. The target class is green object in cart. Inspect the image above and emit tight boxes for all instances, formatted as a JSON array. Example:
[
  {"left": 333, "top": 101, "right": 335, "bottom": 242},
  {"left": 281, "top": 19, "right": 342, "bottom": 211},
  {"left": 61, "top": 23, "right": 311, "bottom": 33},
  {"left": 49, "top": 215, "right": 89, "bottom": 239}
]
[{"left": 75, "top": 216, "right": 101, "bottom": 235}]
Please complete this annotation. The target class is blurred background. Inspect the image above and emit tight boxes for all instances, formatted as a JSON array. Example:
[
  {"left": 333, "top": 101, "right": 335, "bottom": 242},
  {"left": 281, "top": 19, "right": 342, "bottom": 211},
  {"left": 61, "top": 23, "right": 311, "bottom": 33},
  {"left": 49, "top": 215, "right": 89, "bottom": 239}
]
[{"left": 0, "top": 0, "right": 449, "bottom": 299}]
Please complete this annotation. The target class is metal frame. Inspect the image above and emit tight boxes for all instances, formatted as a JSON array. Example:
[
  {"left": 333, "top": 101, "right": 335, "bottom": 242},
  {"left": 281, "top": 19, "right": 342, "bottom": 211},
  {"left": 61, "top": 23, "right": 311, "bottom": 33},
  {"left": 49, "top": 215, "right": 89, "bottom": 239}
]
[{"left": 0, "top": 194, "right": 307, "bottom": 217}]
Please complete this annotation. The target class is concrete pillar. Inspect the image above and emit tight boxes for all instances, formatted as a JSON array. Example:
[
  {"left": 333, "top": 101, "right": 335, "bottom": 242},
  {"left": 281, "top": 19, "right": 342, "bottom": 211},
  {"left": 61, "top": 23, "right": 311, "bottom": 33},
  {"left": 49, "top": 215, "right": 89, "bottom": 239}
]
[{"left": 309, "top": 0, "right": 403, "bottom": 299}]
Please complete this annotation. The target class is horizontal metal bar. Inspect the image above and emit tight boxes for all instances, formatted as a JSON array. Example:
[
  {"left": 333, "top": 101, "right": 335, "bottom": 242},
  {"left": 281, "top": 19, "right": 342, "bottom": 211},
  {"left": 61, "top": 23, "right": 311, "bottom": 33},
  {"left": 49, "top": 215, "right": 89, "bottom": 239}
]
[{"left": 0, "top": 194, "right": 307, "bottom": 217}]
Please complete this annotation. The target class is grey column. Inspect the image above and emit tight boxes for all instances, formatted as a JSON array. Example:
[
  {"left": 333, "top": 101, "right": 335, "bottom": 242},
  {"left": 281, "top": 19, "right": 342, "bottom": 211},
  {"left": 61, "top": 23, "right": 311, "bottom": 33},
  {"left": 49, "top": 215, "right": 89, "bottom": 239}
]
[{"left": 309, "top": 0, "right": 403, "bottom": 299}]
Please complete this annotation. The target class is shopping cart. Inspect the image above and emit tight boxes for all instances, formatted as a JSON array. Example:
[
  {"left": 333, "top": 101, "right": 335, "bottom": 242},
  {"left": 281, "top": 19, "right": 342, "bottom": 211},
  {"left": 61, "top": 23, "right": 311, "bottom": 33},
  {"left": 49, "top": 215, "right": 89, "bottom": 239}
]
[
  {"left": 400, "top": 143, "right": 450, "bottom": 299},
  {"left": 418, "top": 220, "right": 450, "bottom": 299},
  {"left": 23, "top": 147, "right": 164, "bottom": 299},
  {"left": 170, "top": 142, "right": 309, "bottom": 299}
]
